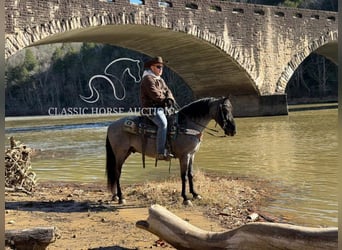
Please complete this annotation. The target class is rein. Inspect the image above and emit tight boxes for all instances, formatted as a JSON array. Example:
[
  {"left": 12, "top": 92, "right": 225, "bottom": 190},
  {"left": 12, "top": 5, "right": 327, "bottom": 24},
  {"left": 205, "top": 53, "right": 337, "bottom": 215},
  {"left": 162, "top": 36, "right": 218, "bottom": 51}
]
[
  {"left": 176, "top": 102, "right": 225, "bottom": 138},
  {"left": 208, "top": 103, "right": 228, "bottom": 137},
  {"left": 189, "top": 119, "right": 221, "bottom": 137}
]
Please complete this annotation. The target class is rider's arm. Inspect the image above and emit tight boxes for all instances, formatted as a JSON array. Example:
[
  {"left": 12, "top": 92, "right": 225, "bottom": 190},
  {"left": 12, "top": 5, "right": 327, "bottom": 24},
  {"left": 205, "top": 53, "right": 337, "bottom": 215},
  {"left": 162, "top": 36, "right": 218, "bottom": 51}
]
[{"left": 141, "top": 76, "right": 167, "bottom": 104}]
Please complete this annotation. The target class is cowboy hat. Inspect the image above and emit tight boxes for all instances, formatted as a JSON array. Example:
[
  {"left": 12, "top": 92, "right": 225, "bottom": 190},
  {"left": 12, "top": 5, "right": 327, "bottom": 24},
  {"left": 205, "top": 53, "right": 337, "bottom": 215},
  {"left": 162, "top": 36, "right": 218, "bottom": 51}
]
[{"left": 144, "top": 56, "right": 167, "bottom": 68}]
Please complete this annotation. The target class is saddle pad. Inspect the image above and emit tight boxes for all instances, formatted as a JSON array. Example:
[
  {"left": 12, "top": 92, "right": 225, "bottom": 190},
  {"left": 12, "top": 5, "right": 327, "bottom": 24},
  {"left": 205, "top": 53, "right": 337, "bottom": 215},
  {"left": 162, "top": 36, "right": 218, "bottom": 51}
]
[
  {"left": 123, "top": 117, "right": 200, "bottom": 139},
  {"left": 123, "top": 118, "right": 157, "bottom": 135},
  {"left": 123, "top": 119, "right": 139, "bottom": 134}
]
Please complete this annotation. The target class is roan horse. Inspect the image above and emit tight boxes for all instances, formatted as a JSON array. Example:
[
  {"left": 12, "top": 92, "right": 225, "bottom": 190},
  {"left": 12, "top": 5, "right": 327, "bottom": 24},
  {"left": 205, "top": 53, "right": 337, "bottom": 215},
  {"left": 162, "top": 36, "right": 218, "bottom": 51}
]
[{"left": 106, "top": 97, "right": 236, "bottom": 205}]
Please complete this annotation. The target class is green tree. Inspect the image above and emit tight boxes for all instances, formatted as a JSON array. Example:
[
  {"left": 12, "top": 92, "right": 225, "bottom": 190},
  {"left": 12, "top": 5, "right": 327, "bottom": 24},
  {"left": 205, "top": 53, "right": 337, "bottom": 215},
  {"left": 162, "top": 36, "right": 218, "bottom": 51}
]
[
  {"left": 283, "top": 0, "right": 303, "bottom": 7},
  {"left": 23, "top": 49, "right": 38, "bottom": 72},
  {"left": 299, "top": 0, "right": 337, "bottom": 11}
]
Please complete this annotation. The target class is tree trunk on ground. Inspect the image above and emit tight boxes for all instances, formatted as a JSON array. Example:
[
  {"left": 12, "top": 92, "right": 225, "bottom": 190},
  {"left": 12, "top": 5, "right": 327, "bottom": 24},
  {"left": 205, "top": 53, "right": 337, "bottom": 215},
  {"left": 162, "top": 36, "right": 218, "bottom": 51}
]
[
  {"left": 5, "top": 227, "right": 59, "bottom": 250},
  {"left": 136, "top": 204, "right": 337, "bottom": 250}
]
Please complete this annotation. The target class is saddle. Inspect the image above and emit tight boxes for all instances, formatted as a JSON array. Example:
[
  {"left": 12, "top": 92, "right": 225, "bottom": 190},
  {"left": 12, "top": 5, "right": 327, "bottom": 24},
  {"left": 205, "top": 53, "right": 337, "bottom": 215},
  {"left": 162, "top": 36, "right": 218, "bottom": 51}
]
[
  {"left": 123, "top": 115, "right": 177, "bottom": 168},
  {"left": 123, "top": 114, "right": 202, "bottom": 168},
  {"left": 123, "top": 115, "right": 177, "bottom": 138}
]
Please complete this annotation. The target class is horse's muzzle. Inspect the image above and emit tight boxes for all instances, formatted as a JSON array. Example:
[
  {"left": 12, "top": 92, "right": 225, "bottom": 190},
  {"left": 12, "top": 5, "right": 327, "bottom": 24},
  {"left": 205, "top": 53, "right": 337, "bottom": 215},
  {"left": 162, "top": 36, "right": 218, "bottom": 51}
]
[
  {"left": 224, "top": 124, "right": 236, "bottom": 136},
  {"left": 223, "top": 119, "right": 236, "bottom": 136},
  {"left": 225, "top": 130, "right": 236, "bottom": 136}
]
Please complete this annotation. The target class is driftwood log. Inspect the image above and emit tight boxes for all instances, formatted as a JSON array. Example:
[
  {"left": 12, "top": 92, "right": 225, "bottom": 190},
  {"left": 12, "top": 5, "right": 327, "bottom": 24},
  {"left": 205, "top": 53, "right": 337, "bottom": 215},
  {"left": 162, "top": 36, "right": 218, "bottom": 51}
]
[
  {"left": 5, "top": 137, "right": 37, "bottom": 194},
  {"left": 136, "top": 204, "right": 337, "bottom": 250},
  {"left": 5, "top": 227, "right": 59, "bottom": 250}
]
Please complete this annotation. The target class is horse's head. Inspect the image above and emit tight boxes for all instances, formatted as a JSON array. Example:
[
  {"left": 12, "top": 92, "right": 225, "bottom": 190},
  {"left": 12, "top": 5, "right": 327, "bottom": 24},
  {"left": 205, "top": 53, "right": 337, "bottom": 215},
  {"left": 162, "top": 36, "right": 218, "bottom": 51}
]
[{"left": 214, "top": 97, "right": 236, "bottom": 136}]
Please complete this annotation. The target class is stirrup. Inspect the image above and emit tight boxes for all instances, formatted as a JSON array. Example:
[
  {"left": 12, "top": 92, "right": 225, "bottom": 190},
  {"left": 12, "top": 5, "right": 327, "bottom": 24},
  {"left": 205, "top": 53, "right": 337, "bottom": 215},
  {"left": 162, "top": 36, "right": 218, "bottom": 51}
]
[{"left": 157, "top": 152, "right": 174, "bottom": 161}]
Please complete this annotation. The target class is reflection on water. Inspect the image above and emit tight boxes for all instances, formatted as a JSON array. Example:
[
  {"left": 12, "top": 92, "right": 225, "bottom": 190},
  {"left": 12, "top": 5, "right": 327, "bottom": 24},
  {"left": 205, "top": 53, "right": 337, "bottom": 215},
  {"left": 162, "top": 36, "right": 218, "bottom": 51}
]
[{"left": 5, "top": 109, "right": 337, "bottom": 227}]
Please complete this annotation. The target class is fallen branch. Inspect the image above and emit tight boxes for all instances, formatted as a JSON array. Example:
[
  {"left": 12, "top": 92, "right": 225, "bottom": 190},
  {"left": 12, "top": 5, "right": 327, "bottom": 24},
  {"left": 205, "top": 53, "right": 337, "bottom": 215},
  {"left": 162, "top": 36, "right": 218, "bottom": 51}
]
[
  {"left": 5, "top": 227, "right": 59, "bottom": 250},
  {"left": 5, "top": 186, "right": 33, "bottom": 195},
  {"left": 5, "top": 137, "right": 37, "bottom": 194},
  {"left": 136, "top": 204, "right": 337, "bottom": 250}
]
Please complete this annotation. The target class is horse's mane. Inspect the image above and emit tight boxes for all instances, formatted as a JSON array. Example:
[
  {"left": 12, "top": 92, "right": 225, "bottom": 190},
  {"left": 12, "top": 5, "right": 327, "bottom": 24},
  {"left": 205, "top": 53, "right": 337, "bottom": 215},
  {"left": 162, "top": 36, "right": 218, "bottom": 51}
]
[{"left": 178, "top": 97, "right": 217, "bottom": 122}]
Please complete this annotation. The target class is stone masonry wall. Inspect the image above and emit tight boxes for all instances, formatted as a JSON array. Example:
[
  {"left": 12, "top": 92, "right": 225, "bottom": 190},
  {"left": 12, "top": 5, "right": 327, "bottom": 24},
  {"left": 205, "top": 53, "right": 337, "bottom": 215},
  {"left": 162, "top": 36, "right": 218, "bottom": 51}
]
[{"left": 5, "top": 0, "right": 338, "bottom": 96}]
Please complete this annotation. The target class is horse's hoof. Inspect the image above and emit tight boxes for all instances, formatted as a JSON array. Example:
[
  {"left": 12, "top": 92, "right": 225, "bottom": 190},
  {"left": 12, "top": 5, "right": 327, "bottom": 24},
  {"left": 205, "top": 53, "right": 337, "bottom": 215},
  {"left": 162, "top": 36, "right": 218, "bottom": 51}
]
[
  {"left": 183, "top": 200, "right": 193, "bottom": 206},
  {"left": 112, "top": 195, "right": 119, "bottom": 202},
  {"left": 194, "top": 194, "right": 202, "bottom": 200},
  {"left": 119, "top": 199, "right": 126, "bottom": 204}
]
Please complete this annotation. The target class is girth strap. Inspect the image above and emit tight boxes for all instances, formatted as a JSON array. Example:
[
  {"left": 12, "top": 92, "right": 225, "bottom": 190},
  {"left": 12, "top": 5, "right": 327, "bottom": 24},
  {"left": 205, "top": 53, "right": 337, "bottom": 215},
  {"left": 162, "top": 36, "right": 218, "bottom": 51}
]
[{"left": 141, "top": 133, "right": 147, "bottom": 168}]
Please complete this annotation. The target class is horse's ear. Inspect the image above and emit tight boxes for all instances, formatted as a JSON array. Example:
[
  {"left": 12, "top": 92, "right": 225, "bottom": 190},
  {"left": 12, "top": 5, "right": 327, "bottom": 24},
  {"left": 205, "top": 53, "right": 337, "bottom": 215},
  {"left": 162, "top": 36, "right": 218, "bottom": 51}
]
[
  {"left": 221, "top": 95, "right": 228, "bottom": 100},
  {"left": 227, "top": 94, "right": 233, "bottom": 100}
]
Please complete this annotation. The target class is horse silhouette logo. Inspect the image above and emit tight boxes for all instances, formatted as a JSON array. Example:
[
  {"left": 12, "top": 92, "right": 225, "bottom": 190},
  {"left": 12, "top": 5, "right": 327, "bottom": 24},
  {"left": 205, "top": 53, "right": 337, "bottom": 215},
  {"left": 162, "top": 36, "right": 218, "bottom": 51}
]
[{"left": 80, "top": 57, "right": 142, "bottom": 103}]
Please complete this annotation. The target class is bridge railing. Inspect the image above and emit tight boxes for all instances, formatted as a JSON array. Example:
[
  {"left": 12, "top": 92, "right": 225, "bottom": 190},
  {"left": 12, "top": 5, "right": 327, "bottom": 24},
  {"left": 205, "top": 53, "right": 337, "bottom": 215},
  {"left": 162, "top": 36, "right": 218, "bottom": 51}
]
[
  {"left": 113, "top": 0, "right": 338, "bottom": 19},
  {"left": 5, "top": 0, "right": 337, "bottom": 35},
  {"left": 100, "top": 0, "right": 338, "bottom": 26}
]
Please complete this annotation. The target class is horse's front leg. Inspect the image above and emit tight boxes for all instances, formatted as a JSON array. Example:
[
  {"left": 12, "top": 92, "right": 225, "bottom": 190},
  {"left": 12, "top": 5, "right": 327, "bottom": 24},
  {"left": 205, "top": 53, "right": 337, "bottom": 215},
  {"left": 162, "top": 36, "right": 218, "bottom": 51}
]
[
  {"left": 179, "top": 155, "right": 192, "bottom": 206},
  {"left": 188, "top": 154, "right": 202, "bottom": 200}
]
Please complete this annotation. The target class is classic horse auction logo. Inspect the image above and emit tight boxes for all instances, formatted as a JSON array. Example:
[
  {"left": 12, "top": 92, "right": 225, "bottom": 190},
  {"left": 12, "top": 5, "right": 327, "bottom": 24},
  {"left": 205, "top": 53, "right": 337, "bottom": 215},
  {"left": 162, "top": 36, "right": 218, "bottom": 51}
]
[
  {"left": 48, "top": 57, "right": 142, "bottom": 116},
  {"left": 80, "top": 57, "right": 142, "bottom": 103}
]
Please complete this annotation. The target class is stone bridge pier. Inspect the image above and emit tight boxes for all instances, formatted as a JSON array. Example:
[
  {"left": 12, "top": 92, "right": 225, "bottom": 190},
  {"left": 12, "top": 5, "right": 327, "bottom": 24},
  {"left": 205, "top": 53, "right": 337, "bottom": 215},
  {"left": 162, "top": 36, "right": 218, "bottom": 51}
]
[{"left": 5, "top": 0, "right": 338, "bottom": 116}]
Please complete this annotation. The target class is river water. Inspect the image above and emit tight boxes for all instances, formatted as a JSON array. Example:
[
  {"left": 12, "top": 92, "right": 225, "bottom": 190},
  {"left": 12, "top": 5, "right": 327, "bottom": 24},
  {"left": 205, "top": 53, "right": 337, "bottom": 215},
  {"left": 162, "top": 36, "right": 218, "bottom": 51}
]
[{"left": 5, "top": 106, "right": 338, "bottom": 227}]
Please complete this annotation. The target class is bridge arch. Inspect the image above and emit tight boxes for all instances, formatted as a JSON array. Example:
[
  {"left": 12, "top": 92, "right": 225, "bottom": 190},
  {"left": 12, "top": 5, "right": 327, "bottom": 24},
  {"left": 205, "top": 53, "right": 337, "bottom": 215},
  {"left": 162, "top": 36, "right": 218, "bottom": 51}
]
[
  {"left": 275, "top": 30, "right": 338, "bottom": 94},
  {"left": 6, "top": 14, "right": 259, "bottom": 98},
  {"left": 5, "top": 0, "right": 338, "bottom": 116}
]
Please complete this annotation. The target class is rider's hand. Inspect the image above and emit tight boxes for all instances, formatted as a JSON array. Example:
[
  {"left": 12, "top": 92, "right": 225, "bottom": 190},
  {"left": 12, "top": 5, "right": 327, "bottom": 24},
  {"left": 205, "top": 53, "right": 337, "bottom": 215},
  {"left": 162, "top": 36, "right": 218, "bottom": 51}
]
[{"left": 165, "top": 98, "right": 174, "bottom": 108}]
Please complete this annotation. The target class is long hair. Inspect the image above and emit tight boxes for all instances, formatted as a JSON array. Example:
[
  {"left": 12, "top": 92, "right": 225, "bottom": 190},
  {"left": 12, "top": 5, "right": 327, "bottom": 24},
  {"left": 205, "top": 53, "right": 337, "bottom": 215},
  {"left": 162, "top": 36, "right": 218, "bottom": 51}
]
[
  {"left": 106, "top": 136, "right": 116, "bottom": 192},
  {"left": 178, "top": 97, "right": 216, "bottom": 122}
]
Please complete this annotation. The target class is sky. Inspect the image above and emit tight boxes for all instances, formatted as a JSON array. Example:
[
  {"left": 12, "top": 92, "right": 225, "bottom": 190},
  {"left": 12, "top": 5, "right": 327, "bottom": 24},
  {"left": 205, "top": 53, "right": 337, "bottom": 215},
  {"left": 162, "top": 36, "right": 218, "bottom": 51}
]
[{"left": 130, "top": 0, "right": 142, "bottom": 4}]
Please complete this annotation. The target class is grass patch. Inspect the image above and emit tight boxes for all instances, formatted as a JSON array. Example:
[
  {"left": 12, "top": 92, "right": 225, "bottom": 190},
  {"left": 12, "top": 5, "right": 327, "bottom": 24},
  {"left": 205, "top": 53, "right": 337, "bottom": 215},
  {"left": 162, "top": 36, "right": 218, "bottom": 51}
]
[{"left": 123, "top": 170, "right": 276, "bottom": 229}]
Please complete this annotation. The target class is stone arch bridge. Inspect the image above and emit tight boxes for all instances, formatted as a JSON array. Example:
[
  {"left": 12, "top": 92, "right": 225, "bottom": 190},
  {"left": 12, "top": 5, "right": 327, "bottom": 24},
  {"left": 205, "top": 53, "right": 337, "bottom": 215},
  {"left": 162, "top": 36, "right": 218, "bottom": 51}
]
[{"left": 5, "top": 0, "right": 338, "bottom": 116}]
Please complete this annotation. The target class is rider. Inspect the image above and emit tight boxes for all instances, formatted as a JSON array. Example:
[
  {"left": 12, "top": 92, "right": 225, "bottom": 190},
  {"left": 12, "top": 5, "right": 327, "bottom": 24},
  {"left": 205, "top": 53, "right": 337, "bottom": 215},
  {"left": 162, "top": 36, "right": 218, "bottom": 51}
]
[{"left": 140, "top": 56, "right": 176, "bottom": 161}]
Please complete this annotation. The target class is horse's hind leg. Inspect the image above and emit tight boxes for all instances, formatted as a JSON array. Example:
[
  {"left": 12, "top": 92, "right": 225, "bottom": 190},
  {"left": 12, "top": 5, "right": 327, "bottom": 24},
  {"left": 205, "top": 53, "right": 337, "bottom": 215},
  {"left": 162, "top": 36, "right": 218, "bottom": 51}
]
[
  {"left": 109, "top": 149, "right": 131, "bottom": 204},
  {"left": 112, "top": 166, "right": 126, "bottom": 204},
  {"left": 113, "top": 151, "right": 132, "bottom": 204}
]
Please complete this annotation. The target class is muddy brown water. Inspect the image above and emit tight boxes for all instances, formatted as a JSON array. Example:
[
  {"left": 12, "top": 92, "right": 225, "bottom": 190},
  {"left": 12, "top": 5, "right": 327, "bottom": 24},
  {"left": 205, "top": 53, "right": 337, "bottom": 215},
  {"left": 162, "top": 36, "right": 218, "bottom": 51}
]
[{"left": 5, "top": 106, "right": 338, "bottom": 227}]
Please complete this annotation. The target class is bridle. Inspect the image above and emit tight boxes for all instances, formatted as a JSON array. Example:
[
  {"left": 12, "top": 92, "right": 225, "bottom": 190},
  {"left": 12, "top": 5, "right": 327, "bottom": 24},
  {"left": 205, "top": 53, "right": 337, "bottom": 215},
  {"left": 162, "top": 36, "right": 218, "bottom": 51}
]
[
  {"left": 206, "top": 100, "right": 232, "bottom": 137},
  {"left": 216, "top": 102, "right": 230, "bottom": 133},
  {"left": 176, "top": 98, "right": 233, "bottom": 137}
]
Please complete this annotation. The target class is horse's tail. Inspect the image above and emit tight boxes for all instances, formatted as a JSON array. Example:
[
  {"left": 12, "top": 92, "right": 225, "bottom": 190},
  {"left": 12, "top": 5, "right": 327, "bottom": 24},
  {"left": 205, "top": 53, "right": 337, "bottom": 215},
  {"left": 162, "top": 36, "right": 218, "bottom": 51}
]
[{"left": 106, "top": 135, "right": 116, "bottom": 192}]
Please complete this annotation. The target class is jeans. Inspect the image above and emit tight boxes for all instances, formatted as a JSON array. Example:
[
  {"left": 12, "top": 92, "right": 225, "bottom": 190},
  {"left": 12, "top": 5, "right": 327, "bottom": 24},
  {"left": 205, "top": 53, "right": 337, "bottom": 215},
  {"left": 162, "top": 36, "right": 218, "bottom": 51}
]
[{"left": 149, "top": 108, "right": 167, "bottom": 155}]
